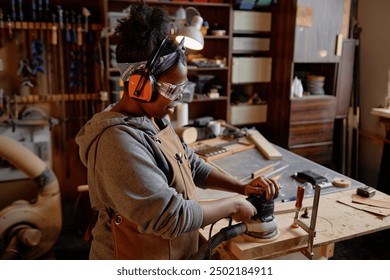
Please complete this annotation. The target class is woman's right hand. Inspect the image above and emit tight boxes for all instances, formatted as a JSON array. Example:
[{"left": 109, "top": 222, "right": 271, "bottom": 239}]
[
  {"left": 229, "top": 195, "right": 257, "bottom": 222},
  {"left": 200, "top": 194, "right": 258, "bottom": 227}
]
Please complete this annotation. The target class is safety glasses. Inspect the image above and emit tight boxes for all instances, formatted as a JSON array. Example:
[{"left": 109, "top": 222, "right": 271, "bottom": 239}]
[{"left": 156, "top": 79, "right": 188, "bottom": 101}]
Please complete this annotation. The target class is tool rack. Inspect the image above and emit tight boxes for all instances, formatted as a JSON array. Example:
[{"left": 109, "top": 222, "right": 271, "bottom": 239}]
[{"left": 0, "top": 0, "right": 107, "bottom": 198}]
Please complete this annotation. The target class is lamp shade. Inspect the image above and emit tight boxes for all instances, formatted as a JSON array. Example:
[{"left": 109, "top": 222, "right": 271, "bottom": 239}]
[{"left": 175, "top": 14, "right": 204, "bottom": 50}]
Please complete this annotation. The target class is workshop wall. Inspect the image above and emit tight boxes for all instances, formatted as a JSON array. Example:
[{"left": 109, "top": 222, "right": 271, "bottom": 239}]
[
  {"left": 358, "top": 0, "right": 390, "bottom": 189},
  {"left": 0, "top": 0, "right": 106, "bottom": 201}
]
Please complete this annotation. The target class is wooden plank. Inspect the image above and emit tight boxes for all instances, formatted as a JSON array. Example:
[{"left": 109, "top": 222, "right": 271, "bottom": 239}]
[
  {"left": 351, "top": 194, "right": 390, "bottom": 209},
  {"left": 247, "top": 130, "right": 282, "bottom": 160},
  {"left": 342, "top": 0, "right": 351, "bottom": 39},
  {"left": 251, "top": 163, "right": 275, "bottom": 179},
  {"left": 371, "top": 108, "right": 390, "bottom": 119},
  {"left": 338, "top": 196, "right": 390, "bottom": 216},
  {"left": 208, "top": 148, "right": 286, "bottom": 182}
]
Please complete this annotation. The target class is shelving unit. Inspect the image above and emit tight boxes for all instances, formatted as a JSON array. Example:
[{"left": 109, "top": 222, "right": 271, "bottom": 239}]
[
  {"left": 103, "top": 1, "right": 297, "bottom": 149},
  {"left": 230, "top": 7, "right": 273, "bottom": 126},
  {"left": 289, "top": 0, "right": 350, "bottom": 166}
]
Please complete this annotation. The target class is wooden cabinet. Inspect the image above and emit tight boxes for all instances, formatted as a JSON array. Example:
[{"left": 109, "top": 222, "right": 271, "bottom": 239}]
[
  {"left": 289, "top": 96, "right": 337, "bottom": 165},
  {"left": 289, "top": 0, "right": 353, "bottom": 167}
]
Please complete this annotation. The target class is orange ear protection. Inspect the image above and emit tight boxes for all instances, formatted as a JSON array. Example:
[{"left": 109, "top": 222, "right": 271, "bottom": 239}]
[{"left": 128, "top": 37, "right": 168, "bottom": 102}]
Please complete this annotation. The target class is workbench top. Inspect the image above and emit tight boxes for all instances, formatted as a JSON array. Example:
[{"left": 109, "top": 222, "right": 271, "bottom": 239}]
[
  {"left": 193, "top": 136, "right": 390, "bottom": 259},
  {"left": 193, "top": 137, "right": 364, "bottom": 202}
]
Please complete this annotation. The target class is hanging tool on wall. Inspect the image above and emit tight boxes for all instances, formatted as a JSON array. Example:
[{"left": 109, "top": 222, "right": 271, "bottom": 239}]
[
  {"left": 68, "top": 10, "right": 82, "bottom": 92},
  {"left": 15, "top": 0, "right": 34, "bottom": 97},
  {"left": 81, "top": 7, "right": 90, "bottom": 93},
  {"left": 30, "top": 0, "right": 46, "bottom": 78},
  {"left": 77, "top": 11, "right": 88, "bottom": 124},
  {"left": 98, "top": 30, "right": 108, "bottom": 110},
  {"left": 70, "top": 10, "right": 84, "bottom": 126},
  {"left": 50, "top": 12, "right": 58, "bottom": 95},
  {"left": 1, "top": 10, "right": 13, "bottom": 45},
  {"left": 82, "top": 7, "right": 96, "bottom": 117},
  {"left": 43, "top": 0, "right": 53, "bottom": 96},
  {"left": 0, "top": 9, "right": 6, "bottom": 48},
  {"left": 38, "top": 0, "right": 49, "bottom": 97},
  {"left": 56, "top": 5, "right": 70, "bottom": 178},
  {"left": 63, "top": 9, "right": 71, "bottom": 94},
  {"left": 6, "top": 14, "right": 14, "bottom": 41},
  {"left": 0, "top": 88, "right": 6, "bottom": 121}
]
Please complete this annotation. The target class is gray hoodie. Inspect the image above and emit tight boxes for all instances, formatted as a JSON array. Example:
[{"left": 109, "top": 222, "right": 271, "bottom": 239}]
[{"left": 76, "top": 108, "right": 213, "bottom": 259}]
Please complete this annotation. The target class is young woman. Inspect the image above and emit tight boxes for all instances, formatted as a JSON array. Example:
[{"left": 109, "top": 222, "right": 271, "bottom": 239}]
[{"left": 76, "top": 2, "right": 279, "bottom": 260}]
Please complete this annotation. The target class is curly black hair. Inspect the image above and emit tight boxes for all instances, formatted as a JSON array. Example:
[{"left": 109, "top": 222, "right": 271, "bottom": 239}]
[{"left": 115, "top": 2, "right": 183, "bottom": 64}]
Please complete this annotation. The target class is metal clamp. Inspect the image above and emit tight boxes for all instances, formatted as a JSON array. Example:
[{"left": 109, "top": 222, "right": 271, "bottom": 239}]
[{"left": 291, "top": 182, "right": 321, "bottom": 260}]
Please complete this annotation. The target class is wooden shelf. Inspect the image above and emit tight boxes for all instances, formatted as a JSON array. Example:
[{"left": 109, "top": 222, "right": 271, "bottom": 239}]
[
  {"left": 12, "top": 22, "right": 102, "bottom": 30},
  {"left": 187, "top": 66, "right": 229, "bottom": 71},
  {"left": 191, "top": 96, "right": 228, "bottom": 102}
]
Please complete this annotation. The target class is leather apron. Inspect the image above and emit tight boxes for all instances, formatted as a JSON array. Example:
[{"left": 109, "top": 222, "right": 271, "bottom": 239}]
[{"left": 110, "top": 124, "right": 199, "bottom": 260}]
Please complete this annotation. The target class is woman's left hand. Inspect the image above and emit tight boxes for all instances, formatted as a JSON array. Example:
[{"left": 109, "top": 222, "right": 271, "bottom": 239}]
[{"left": 244, "top": 176, "right": 280, "bottom": 201}]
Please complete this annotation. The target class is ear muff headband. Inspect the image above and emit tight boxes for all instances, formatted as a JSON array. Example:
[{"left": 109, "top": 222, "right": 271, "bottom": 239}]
[{"left": 129, "top": 37, "right": 169, "bottom": 102}]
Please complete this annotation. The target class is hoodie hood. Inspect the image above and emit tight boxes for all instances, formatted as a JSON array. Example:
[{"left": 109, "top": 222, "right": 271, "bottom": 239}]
[{"left": 76, "top": 110, "right": 156, "bottom": 167}]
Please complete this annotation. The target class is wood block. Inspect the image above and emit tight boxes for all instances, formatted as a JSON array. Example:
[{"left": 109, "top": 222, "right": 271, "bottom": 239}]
[
  {"left": 251, "top": 163, "right": 275, "bottom": 179},
  {"left": 247, "top": 130, "right": 282, "bottom": 160},
  {"left": 175, "top": 127, "right": 198, "bottom": 144}
]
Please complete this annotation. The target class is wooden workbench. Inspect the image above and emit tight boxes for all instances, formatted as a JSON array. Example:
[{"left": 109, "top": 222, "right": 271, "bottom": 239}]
[
  {"left": 198, "top": 188, "right": 390, "bottom": 259},
  {"left": 193, "top": 136, "right": 390, "bottom": 259}
]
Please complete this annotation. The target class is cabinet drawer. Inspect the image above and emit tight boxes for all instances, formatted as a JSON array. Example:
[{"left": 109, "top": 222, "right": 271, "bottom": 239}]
[
  {"left": 289, "top": 143, "right": 333, "bottom": 165},
  {"left": 290, "top": 96, "right": 337, "bottom": 122},
  {"left": 233, "top": 11, "right": 272, "bottom": 32},
  {"left": 233, "top": 37, "right": 270, "bottom": 52},
  {"left": 231, "top": 104, "right": 267, "bottom": 125},
  {"left": 232, "top": 57, "right": 272, "bottom": 84},
  {"left": 288, "top": 121, "right": 334, "bottom": 146}
]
